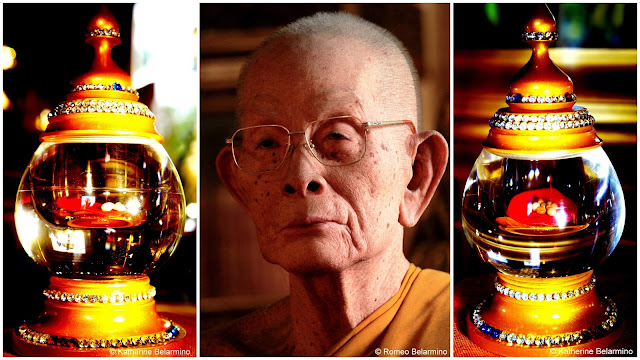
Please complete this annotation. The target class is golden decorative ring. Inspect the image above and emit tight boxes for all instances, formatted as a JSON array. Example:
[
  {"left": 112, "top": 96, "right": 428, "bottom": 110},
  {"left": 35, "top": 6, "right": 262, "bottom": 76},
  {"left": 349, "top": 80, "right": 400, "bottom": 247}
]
[
  {"left": 471, "top": 297, "right": 618, "bottom": 347},
  {"left": 494, "top": 275, "right": 595, "bottom": 301},
  {"left": 86, "top": 28, "right": 120, "bottom": 38},
  {"left": 48, "top": 99, "right": 155, "bottom": 120},
  {"left": 16, "top": 320, "right": 181, "bottom": 349},
  {"left": 42, "top": 287, "right": 156, "bottom": 304}
]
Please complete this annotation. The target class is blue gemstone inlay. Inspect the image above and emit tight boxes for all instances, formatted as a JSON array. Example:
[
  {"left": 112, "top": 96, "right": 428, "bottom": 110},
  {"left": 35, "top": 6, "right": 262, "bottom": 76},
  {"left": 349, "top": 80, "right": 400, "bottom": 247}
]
[
  {"left": 491, "top": 329, "right": 501, "bottom": 338},
  {"left": 513, "top": 93, "right": 522, "bottom": 103},
  {"left": 113, "top": 82, "right": 123, "bottom": 91}
]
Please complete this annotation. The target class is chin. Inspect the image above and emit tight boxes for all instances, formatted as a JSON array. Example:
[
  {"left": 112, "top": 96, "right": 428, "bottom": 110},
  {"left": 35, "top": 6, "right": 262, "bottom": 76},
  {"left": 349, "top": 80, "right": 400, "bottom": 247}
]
[{"left": 260, "top": 233, "right": 362, "bottom": 275}]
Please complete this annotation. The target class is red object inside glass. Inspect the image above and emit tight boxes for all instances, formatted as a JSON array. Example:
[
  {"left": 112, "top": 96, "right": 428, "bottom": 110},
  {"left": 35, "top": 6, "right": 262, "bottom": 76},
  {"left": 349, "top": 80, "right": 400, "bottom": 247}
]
[
  {"left": 506, "top": 188, "right": 577, "bottom": 227},
  {"left": 55, "top": 197, "right": 133, "bottom": 228},
  {"left": 56, "top": 197, "right": 103, "bottom": 212}
]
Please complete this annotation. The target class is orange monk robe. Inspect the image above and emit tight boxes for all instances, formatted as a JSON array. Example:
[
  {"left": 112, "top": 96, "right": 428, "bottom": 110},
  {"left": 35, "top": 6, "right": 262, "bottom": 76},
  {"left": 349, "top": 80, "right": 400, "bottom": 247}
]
[{"left": 325, "top": 264, "right": 450, "bottom": 357}]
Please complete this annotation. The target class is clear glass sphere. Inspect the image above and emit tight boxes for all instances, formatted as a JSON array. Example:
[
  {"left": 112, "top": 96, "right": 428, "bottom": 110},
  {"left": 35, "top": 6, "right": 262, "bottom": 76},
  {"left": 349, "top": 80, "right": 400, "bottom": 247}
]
[
  {"left": 462, "top": 147, "right": 625, "bottom": 277},
  {"left": 15, "top": 137, "right": 186, "bottom": 279}
]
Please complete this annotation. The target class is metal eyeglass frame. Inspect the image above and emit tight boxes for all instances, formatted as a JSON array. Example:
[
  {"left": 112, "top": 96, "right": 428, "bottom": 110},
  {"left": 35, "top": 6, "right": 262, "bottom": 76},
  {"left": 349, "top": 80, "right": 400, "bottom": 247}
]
[{"left": 225, "top": 115, "right": 416, "bottom": 174}]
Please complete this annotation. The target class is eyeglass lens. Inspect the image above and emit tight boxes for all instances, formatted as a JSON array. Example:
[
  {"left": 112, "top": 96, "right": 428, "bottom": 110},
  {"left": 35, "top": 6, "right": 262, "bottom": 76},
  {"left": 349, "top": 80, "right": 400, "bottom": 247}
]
[{"left": 232, "top": 116, "right": 367, "bottom": 173}]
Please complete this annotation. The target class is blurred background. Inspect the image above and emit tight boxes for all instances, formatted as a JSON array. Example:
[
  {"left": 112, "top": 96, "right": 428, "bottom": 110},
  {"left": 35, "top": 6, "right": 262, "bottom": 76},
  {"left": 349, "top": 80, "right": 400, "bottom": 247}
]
[
  {"left": 3, "top": 3, "right": 198, "bottom": 334},
  {"left": 200, "top": 3, "right": 450, "bottom": 332},
  {"left": 453, "top": 3, "right": 636, "bottom": 354}
]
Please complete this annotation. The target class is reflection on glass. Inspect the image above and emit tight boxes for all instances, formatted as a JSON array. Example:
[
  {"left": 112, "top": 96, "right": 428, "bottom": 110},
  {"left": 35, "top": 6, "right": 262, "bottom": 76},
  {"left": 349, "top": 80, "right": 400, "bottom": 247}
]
[
  {"left": 462, "top": 148, "right": 625, "bottom": 277},
  {"left": 15, "top": 137, "right": 185, "bottom": 278}
]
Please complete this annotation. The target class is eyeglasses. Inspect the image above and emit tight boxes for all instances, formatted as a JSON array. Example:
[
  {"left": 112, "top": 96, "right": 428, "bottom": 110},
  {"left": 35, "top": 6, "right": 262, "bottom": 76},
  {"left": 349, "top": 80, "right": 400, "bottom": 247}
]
[{"left": 226, "top": 116, "right": 415, "bottom": 174}]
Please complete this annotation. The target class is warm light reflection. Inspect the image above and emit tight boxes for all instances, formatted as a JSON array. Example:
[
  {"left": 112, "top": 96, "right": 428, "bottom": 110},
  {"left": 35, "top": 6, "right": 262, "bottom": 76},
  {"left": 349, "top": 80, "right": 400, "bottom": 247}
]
[
  {"left": 184, "top": 218, "right": 196, "bottom": 233},
  {"left": 186, "top": 202, "right": 198, "bottom": 219},
  {"left": 126, "top": 198, "right": 142, "bottom": 216},
  {"left": 14, "top": 206, "right": 40, "bottom": 259},
  {"left": 2, "top": 45, "right": 17, "bottom": 70},
  {"left": 3, "top": 91, "right": 11, "bottom": 110},
  {"left": 35, "top": 109, "right": 50, "bottom": 131}
]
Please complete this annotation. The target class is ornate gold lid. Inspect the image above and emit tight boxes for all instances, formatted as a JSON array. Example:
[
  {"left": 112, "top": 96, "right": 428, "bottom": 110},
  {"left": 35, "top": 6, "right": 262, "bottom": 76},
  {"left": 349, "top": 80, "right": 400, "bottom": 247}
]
[
  {"left": 42, "top": 6, "right": 163, "bottom": 143},
  {"left": 483, "top": 4, "right": 601, "bottom": 154}
]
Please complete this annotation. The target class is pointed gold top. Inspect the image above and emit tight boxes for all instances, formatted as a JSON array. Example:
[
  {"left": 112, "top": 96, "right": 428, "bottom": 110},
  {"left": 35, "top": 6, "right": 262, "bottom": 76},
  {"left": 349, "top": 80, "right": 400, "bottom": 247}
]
[
  {"left": 482, "top": 4, "right": 601, "bottom": 154},
  {"left": 507, "top": 4, "right": 573, "bottom": 112},
  {"left": 43, "top": 6, "right": 162, "bottom": 143},
  {"left": 524, "top": 3, "right": 556, "bottom": 34}
]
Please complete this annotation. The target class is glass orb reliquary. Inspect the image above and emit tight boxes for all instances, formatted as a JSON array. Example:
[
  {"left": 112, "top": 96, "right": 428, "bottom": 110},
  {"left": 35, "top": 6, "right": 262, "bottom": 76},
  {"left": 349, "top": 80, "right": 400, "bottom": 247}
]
[
  {"left": 12, "top": 7, "right": 187, "bottom": 356},
  {"left": 461, "top": 5, "right": 625, "bottom": 356}
]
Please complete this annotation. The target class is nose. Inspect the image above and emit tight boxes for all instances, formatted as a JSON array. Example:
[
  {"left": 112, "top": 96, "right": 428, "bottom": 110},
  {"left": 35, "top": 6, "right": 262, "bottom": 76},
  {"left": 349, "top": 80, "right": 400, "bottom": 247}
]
[{"left": 281, "top": 136, "right": 326, "bottom": 197}]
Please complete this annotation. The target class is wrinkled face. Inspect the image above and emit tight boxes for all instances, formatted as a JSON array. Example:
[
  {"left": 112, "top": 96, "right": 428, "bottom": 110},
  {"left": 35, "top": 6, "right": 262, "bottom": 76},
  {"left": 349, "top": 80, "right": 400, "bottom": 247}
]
[{"left": 234, "top": 36, "right": 414, "bottom": 274}]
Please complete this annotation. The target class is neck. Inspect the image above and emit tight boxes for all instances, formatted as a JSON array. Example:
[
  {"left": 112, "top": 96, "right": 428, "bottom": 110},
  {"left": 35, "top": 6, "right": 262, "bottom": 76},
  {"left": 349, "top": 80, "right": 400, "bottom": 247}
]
[{"left": 287, "top": 243, "right": 410, "bottom": 356}]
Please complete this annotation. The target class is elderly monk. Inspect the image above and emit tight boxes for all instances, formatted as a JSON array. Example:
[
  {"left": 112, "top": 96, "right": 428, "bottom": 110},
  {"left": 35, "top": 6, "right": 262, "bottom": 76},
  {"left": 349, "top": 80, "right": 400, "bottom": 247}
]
[{"left": 205, "top": 11, "right": 449, "bottom": 356}]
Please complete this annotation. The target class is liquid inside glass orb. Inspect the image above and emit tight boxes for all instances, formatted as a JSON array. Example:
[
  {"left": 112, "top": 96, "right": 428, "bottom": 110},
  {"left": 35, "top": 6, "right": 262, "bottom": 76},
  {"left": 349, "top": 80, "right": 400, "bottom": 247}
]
[
  {"left": 15, "top": 137, "right": 186, "bottom": 279},
  {"left": 462, "top": 147, "right": 625, "bottom": 277}
]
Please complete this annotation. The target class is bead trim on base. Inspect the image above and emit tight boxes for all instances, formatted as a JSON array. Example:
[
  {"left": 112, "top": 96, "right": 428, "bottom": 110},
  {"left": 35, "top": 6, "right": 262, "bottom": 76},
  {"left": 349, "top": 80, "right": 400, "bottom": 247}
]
[
  {"left": 42, "top": 287, "right": 156, "bottom": 304},
  {"left": 495, "top": 275, "right": 596, "bottom": 302},
  {"left": 16, "top": 320, "right": 180, "bottom": 349},
  {"left": 471, "top": 297, "right": 618, "bottom": 347}
]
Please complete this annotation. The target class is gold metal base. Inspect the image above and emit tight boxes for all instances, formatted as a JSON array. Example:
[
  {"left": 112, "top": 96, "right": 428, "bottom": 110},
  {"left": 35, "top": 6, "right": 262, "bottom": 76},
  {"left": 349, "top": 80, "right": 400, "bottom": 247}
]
[
  {"left": 11, "top": 276, "right": 188, "bottom": 357},
  {"left": 466, "top": 271, "right": 624, "bottom": 356}
]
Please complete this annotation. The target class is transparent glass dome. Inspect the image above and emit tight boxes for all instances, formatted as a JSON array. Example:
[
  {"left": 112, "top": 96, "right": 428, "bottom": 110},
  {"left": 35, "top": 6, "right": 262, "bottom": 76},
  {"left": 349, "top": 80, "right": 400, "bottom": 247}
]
[
  {"left": 462, "top": 147, "right": 625, "bottom": 277},
  {"left": 15, "top": 136, "right": 186, "bottom": 279}
]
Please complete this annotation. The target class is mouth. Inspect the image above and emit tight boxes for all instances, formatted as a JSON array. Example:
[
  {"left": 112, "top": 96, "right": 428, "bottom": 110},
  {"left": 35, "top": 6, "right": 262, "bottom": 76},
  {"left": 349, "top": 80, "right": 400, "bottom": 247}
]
[{"left": 284, "top": 217, "right": 341, "bottom": 231}]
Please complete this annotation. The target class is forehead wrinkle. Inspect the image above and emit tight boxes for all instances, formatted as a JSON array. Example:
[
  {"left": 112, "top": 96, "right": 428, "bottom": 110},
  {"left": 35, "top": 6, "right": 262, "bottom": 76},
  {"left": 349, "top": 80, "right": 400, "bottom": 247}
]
[
  {"left": 313, "top": 90, "right": 368, "bottom": 119},
  {"left": 241, "top": 93, "right": 283, "bottom": 124}
]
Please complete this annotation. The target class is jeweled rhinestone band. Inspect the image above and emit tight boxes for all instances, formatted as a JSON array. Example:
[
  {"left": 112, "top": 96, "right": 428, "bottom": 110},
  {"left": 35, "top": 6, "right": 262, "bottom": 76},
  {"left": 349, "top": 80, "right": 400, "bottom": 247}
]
[
  {"left": 71, "top": 83, "right": 139, "bottom": 97},
  {"left": 16, "top": 320, "right": 180, "bottom": 349},
  {"left": 495, "top": 275, "right": 595, "bottom": 302},
  {"left": 48, "top": 99, "right": 155, "bottom": 120},
  {"left": 522, "top": 31, "right": 558, "bottom": 41},
  {"left": 43, "top": 287, "right": 156, "bottom": 304},
  {"left": 489, "top": 109, "right": 594, "bottom": 131},
  {"left": 506, "top": 93, "right": 576, "bottom": 104},
  {"left": 86, "top": 28, "right": 120, "bottom": 38},
  {"left": 471, "top": 297, "right": 618, "bottom": 347}
]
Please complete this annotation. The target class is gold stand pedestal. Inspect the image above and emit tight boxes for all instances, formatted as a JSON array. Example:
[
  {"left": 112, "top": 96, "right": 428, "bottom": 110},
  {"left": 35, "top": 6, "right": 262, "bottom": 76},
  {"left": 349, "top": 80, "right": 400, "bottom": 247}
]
[
  {"left": 12, "top": 276, "right": 187, "bottom": 357},
  {"left": 466, "top": 270, "right": 623, "bottom": 356}
]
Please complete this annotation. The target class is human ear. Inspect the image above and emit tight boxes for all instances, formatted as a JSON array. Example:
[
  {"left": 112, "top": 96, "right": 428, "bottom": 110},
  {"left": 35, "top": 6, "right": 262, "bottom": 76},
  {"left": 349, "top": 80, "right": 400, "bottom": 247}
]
[
  {"left": 216, "top": 147, "right": 250, "bottom": 212},
  {"left": 398, "top": 130, "right": 449, "bottom": 227}
]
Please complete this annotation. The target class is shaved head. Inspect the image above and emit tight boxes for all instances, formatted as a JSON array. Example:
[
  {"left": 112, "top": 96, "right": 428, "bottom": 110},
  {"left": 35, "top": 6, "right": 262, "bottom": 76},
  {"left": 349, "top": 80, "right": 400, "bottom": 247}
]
[{"left": 237, "top": 12, "right": 421, "bottom": 129}]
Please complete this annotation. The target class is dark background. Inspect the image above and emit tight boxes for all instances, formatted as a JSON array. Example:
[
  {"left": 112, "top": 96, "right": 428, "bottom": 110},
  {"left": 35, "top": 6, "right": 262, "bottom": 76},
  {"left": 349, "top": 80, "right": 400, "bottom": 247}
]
[{"left": 455, "top": 3, "right": 637, "bottom": 49}]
